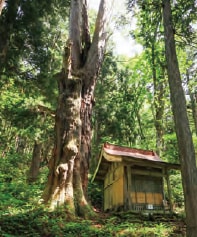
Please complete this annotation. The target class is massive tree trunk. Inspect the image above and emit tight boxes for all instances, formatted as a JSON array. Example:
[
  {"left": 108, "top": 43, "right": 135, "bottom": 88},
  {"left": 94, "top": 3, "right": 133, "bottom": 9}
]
[
  {"left": 162, "top": 1, "right": 197, "bottom": 236},
  {"left": 43, "top": 0, "right": 110, "bottom": 217}
]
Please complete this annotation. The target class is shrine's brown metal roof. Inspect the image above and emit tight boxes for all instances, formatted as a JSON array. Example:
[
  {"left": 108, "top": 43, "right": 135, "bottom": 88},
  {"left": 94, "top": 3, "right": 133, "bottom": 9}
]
[
  {"left": 92, "top": 142, "right": 180, "bottom": 181},
  {"left": 103, "top": 143, "right": 162, "bottom": 162}
]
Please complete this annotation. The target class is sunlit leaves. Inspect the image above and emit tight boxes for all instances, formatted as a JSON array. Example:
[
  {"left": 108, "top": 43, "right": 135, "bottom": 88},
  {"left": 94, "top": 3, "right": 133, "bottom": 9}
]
[{"left": 93, "top": 52, "right": 156, "bottom": 148}]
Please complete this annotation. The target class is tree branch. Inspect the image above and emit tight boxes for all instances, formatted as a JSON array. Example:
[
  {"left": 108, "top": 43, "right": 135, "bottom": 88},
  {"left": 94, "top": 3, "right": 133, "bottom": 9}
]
[
  {"left": 69, "top": 0, "right": 82, "bottom": 69},
  {"left": 83, "top": 0, "right": 111, "bottom": 78},
  {"left": 81, "top": 0, "right": 91, "bottom": 65}
]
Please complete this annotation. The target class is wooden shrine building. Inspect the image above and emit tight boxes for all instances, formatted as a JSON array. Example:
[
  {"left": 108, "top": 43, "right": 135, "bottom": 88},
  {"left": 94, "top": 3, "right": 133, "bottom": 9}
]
[{"left": 92, "top": 143, "right": 180, "bottom": 212}]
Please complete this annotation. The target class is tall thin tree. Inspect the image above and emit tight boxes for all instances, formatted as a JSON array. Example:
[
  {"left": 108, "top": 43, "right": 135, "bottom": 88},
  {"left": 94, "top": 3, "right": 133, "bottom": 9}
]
[
  {"left": 0, "top": 0, "right": 5, "bottom": 15},
  {"left": 162, "top": 0, "right": 197, "bottom": 236}
]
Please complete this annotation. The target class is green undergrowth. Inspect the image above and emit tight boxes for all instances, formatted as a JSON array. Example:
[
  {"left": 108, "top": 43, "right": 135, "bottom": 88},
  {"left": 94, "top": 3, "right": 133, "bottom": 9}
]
[
  {"left": 0, "top": 209, "right": 186, "bottom": 237},
  {"left": 0, "top": 154, "right": 186, "bottom": 237},
  {"left": 0, "top": 203, "right": 186, "bottom": 237}
]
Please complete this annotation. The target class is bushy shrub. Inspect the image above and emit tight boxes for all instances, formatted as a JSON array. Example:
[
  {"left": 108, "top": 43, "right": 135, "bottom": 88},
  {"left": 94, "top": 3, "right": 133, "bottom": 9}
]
[{"left": 88, "top": 178, "right": 103, "bottom": 211}]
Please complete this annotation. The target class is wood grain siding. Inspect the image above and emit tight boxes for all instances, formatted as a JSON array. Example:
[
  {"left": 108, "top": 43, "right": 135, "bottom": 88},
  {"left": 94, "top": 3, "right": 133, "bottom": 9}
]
[{"left": 104, "top": 163, "right": 124, "bottom": 210}]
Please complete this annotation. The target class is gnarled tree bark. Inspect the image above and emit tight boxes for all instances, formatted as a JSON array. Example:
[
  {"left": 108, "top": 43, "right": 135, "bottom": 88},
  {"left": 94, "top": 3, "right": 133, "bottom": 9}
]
[{"left": 43, "top": 0, "right": 111, "bottom": 217}]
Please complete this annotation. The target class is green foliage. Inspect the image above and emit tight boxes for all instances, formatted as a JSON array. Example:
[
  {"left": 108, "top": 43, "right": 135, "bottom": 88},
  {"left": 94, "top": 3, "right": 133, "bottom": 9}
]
[
  {"left": 0, "top": 151, "right": 44, "bottom": 213},
  {"left": 88, "top": 178, "right": 103, "bottom": 210},
  {"left": 93, "top": 52, "right": 156, "bottom": 150},
  {"left": 163, "top": 133, "right": 179, "bottom": 163},
  {"left": 170, "top": 172, "right": 184, "bottom": 206},
  {"left": 0, "top": 0, "right": 68, "bottom": 166}
]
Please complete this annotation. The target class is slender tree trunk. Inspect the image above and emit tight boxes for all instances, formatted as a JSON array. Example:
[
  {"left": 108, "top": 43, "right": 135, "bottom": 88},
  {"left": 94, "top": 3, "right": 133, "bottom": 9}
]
[
  {"left": 162, "top": 1, "right": 197, "bottom": 236},
  {"left": 0, "top": 0, "right": 20, "bottom": 71},
  {"left": 149, "top": 15, "right": 165, "bottom": 155},
  {"left": 186, "top": 70, "right": 197, "bottom": 136},
  {"left": 0, "top": 0, "right": 5, "bottom": 15},
  {"left": 27, "top": 141, "right": 42, "bottom": 183},
  {"left": 15, "top": 136, "right": 26, "bottom": 154},
  {"left": 43, "top": 0, "right": 110, "bottom": 217},
  {"left": 151, "top": 44, "right": 165, "bottom": 155},
  {"left": 41, "top": 139, "right": 53, "bottom": 166},
  {"left": 190, "top": 92, "right": 197, "bottom": 135}
]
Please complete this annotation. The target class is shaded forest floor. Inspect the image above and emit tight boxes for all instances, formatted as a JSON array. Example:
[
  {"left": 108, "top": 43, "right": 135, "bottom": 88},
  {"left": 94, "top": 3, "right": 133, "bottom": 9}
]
[
  {"left": 0, "top": 164, "right": 186, "bottom": 237},
  {"left": 0, "top": 205, "right": 186, "bottom": 237}
]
